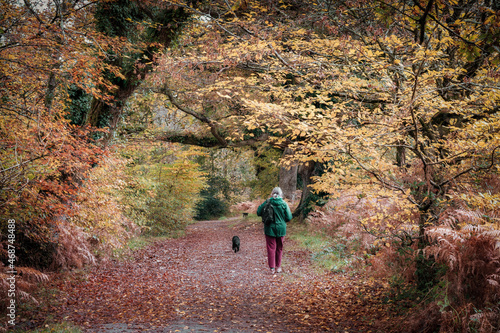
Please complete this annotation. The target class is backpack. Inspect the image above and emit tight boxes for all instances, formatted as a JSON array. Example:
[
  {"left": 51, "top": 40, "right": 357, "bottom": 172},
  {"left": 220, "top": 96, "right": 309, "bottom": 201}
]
[{"left": 261, "top": 199, "right": 275, "bottom": 226}]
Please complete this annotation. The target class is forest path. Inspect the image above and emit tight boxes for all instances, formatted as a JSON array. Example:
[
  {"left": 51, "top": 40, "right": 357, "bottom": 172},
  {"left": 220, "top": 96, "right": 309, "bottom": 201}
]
[{"left": 48, "top": 218, "right": 397, "bottom": 332}]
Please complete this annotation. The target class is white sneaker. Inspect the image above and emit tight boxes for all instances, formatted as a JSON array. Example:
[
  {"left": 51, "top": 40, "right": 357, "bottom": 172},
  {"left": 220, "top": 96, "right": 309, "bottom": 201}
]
[
  {"left": 270, "top": 268, "right": 275, "bottom": 274},
  {"left": 276, "top": 267, "right": 282, "bottom": 273}
]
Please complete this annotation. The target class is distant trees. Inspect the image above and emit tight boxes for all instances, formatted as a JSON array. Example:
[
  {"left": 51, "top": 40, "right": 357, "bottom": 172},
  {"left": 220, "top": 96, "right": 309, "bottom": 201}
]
[{"left": 145, "top": 148, "right": 207, "bottom": 234}]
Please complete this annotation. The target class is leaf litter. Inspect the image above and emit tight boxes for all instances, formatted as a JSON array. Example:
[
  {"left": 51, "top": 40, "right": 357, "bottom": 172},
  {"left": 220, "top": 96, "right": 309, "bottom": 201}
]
[{"left": 26, "top": 218, "right": 407, "bottom": 332}]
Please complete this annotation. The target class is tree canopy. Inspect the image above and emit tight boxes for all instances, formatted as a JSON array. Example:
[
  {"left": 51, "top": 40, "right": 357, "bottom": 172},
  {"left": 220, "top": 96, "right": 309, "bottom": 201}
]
[
  {"left": 1, "top": 1, "right": 499, "bottom": 330},
  {"left": 149, "top": 0, "right": 499, "bottom": 228}
]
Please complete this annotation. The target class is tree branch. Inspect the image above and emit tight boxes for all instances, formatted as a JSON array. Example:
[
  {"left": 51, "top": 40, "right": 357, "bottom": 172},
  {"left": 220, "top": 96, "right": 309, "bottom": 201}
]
[
  {"left": 438, "top": 145, "right": 500, "bottom": 187},
  {"left": 345, "top": 145, "right": 419, "bottom": 206},
  {"left": 414, "top": 0, "right": 434, "bottom": 44},
  {"left": 156, "top": 131, "right": 269, "bottom": 148},
  {"left": 156, "top": 133, "right": 223, "bottom": 147},
  {"left": 159, "top": 82, "right": 228, "bottom": 147},
  {"left": 23, "top": 0, "right": 45, "bottom": 25}
]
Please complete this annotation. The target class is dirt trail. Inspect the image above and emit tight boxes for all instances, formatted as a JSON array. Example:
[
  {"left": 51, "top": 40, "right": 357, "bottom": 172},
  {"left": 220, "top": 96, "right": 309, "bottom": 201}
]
[{"left": 39, "top": 218, "right": 397, "bottom": 332}]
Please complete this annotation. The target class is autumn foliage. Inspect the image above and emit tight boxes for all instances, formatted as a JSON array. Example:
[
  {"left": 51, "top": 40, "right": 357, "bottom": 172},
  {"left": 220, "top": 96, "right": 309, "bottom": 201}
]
[
  {"left": 1, "top": 0, "right": 129, "bottom": 259},
  {"left": 150, "top": 0, "right": 499, "bottom": 330},
  {"left": 0, "top": 0, "right": 200, "bottom": 314},
  {"left": 1, "top": 0, "right": 499, "bottom": 332}
]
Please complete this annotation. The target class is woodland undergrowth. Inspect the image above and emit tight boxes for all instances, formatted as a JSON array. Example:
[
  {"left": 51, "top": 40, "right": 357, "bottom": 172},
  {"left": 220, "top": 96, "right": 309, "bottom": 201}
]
[
  {"left": 0, "top": 142, "right": 212, "bottom": 329},
  {"left": 305, "top": 183, "right": 500, "bottom": 332},
  {"left": 0, "top": 154, "right": 136, "bottom": 322}
]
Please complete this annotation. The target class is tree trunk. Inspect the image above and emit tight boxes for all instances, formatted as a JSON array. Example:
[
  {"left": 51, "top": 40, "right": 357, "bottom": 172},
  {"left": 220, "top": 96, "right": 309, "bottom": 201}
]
[
  {"left": 396, "top": 140, "right": 406, "bottom": 167},
  {"left": 278, "top": 148, "right": 298, "bottom": 201},
  {"left": 44, "top": 72, "right": 57, "bottom": 112},
  {"left": 85, "top": 98, "right": 106, "bottom": 127},
  {"left": 415, "top": 208, "right": 437, "bottom": 291},
  {"left": 294, "top": 161, "right": 316, "bottom": 222},
  {"left": 85, "top": 80, "right": 138, "bottom": 144}
]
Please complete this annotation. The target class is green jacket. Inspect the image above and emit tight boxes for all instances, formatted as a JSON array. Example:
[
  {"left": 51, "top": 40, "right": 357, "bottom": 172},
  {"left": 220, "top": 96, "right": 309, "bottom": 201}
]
[{"left": 257, "top": 197, "right": 293, "bottom": 237}]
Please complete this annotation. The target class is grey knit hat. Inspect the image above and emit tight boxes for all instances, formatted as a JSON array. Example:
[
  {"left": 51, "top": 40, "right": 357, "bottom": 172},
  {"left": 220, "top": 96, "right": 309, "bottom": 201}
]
[{"left": 271, "top": 187, "right": 283, "bottom": 198}]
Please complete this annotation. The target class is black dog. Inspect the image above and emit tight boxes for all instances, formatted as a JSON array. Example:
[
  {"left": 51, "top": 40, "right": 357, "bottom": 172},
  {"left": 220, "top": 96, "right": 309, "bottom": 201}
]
[{"left": 232, "top": 236, "right": 240, "bottom": 253}]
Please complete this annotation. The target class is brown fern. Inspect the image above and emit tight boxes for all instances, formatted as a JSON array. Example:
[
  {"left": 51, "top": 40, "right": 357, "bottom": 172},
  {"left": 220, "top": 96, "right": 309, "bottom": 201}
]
[
  {"left": 16, "top": 267, "right": 49, "bottom": 284},
  {"left": 50, "top": 220, "right": 96, "bottom": 270},
  {"left": 0, "top": 261, "right": 49, "bottom": 310},
  {"left": 423, "top": 223, "right": 500, "bottom": 332},
  {"left": 426, "top": 225, "right": 500, "bottom": 304}
]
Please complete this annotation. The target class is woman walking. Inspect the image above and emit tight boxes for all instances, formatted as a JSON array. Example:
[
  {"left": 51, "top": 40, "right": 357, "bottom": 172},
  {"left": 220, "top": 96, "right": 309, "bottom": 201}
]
[{"left": 257, "top": 187, "right": 293, "bottom": 274}]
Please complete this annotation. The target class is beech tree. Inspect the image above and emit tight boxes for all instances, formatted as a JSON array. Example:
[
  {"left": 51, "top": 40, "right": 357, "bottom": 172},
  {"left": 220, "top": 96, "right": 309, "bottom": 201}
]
[
  {"left": 0, "top": 0, "right": 193, "bottom": 266},
  {"left": 144, "top": 0, "right": 326, "bottom": 215},
  {"left": 1, "top": 0, "right": 125, "bottom": 261},
  {"left": 0, "top": 0, "right": 208, "bottom": 261},
  {"left": 145, "top": 0, "right": 500, "bottom": 293},
  {"left": 147, "top": 0, "right": 498, "bottom": 211},
  {"left": 81, "top": 0, "right": 194, "bottom": 140}
]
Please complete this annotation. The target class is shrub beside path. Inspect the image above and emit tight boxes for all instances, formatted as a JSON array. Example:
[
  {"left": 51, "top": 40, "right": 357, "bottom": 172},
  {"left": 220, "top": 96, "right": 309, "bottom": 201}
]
[{"left": 30, "top": 218, "right": 405, "bottom": 332}]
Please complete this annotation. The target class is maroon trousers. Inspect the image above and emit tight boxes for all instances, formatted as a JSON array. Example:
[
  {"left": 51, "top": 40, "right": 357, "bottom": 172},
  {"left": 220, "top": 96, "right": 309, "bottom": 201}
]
[{"left": 265, "top": 235, "right": 285, "bottom": 269}]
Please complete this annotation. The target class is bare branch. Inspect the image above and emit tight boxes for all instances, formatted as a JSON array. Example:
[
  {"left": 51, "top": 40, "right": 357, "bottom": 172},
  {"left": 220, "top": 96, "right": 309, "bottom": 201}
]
[
  {"left": 345, "top": 145, "right": 419, "bottom": 206},
  {"left": 23, "top": 0, "right": 45, "bottom": 25},
  {"left": 438, "top": 146, "right": 500, "bottom": 187},
  {"left": 159, "top": 82, "right": 228, "bottom": 147}
]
